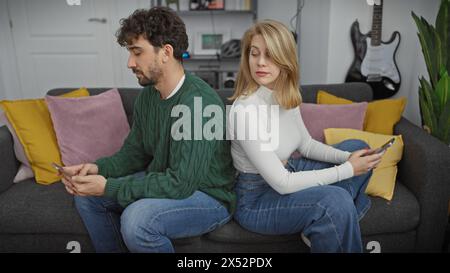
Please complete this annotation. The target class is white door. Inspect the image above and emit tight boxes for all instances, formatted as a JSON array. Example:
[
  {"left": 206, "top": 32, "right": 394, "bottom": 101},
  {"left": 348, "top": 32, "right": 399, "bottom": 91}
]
[{"left": 7, "top": 0, "right": 148, "bottom": 98}]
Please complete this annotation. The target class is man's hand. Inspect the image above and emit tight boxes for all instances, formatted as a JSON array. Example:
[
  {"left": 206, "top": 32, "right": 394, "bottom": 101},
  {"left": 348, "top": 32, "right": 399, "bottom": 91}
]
[
  {"left": 59, "top": 163, "right": 100, "bottom": 196},
  {"left": 62, "top": 163, "right": 99, "bottom": 177},
  {"left": 68, "top": 175, "right": 107, "bottom": 196},
  {"left": 61, "top": 174, "right": 78, "bottom": 195}
]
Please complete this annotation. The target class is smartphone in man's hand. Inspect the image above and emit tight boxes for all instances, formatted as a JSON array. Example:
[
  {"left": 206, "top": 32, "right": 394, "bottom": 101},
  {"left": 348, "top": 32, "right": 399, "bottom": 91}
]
[
  {"left": 363, "top": 138, "right": 395, "bottom": 156},
  {"left": 51, "top": 162, "right": 71, "bottom": 177}
]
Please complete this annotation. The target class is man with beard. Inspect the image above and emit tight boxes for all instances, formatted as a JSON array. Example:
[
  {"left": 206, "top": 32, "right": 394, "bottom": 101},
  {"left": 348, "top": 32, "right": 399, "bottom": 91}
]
[{"left": 60, "top": 7, "right": 236, "bottom": 253}]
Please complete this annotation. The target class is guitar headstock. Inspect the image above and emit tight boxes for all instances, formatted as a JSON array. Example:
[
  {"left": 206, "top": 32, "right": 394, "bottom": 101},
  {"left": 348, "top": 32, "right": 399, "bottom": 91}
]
[{"left": 366, "top": 0, "right": 382, "bottom": 6}]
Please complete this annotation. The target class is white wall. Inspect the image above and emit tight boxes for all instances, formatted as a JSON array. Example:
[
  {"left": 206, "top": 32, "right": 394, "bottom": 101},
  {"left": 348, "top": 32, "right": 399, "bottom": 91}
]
[
  {"left": 298, "top": 0, "right": 331, "bottom": 84},
  {"left": 258, "top": 0, "right": 333, "bottom": 84},
  {"left": 0, "top": 66, "right": 5, "bottom": 100},
  {"left": 257, "top": 0, "right": 298, "bottom": 28}
]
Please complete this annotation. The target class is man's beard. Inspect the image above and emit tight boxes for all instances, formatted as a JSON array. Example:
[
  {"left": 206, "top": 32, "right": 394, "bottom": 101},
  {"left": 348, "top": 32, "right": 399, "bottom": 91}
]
[
  {"left": 133, "top": 65, "right": 162, "bottom": 87},
  {"left": 137, "top": 73, "right": 155, "bottom": 86}
]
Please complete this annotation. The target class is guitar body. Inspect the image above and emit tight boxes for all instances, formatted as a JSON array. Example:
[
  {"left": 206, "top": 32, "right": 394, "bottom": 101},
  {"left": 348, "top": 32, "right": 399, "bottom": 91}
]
[{"left": 345, "top": 20, "right": 401, "bottom": 99}]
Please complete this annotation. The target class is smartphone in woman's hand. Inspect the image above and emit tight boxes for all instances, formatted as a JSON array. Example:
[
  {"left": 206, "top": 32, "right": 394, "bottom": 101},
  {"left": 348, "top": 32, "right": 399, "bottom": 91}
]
[{"left": 363, "top": 138, "right": 395, "bottom": 156}]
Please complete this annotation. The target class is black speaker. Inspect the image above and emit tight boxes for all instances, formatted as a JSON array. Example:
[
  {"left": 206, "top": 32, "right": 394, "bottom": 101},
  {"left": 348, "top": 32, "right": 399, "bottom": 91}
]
[{"left": 223, "top": 72, "right": 237, "bottom": 89}]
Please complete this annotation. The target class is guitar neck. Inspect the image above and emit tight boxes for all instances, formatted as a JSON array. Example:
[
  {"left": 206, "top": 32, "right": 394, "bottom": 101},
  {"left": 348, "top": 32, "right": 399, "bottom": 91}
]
[{"left": 371, "top": 0, "right": 383, "bottom": 46}]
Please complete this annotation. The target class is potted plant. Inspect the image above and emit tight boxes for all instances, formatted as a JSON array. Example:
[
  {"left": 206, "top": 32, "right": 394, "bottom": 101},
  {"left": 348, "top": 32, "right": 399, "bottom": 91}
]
[{"left": 412, "top": 0, "right": 449, "bottom": 145}]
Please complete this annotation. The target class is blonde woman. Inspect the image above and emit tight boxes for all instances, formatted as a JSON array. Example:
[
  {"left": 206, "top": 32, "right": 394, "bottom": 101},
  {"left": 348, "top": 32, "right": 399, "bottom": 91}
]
[{"left": 228, "top": 20, "right": 384, "bottom": 253}]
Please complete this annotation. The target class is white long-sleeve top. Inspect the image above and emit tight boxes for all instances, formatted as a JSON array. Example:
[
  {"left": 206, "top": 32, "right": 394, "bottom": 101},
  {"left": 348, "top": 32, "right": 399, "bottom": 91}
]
[{"left": 228, "top": 86, "right": 354, "bottom": 195}]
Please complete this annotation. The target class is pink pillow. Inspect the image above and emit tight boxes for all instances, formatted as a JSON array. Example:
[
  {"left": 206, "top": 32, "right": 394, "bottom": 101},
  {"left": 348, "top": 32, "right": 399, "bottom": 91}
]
[
  {"left": 0, "top": 111, "right": 34, "bottom": 183},
  {"left": 300, "top": 102, "right": 368, "bottom": 143},
  {"left": 45, "top": 89, "right": 130, "bottom": 166}
]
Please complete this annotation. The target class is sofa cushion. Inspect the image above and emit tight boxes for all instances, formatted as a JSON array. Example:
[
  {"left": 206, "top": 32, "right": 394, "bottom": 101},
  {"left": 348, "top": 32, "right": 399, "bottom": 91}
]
[
  {"left": 47, "top": 88, "right": 140, "bottom": 127},
  {"left": 206, "top": 219, "right": 301, "bottom": 244},
  {"left": 0, "top": 88, "right": 89, "bottom": 184},
  {"left": 324, "top": 128, "right": 404, "bottom": 201},
  {"left": 46, "top": 89, "right": 130, "bottom": 166},
  {"left": 0, "top": 180, "right": 419, "bottom": 241},
  {"left": 317, "top": 91, "right": 407, "bottom": 135},
  {"left": 300, "top": 102, "right": 368, "bottom": 143},
  {"left": 0, "top": 87, "right": 90, "bottom": 183},
  {"left": 0, "top": 179, "right": 88, "bottom": 234},
  {"left": 207, "top": 182, "right": 420, "bottom": 244},
  {"left": 0, "top": 112, "right": 34, "bottom": 183},
  {"left": 360, "top": 182, "right": 420, "bottom": 235}
]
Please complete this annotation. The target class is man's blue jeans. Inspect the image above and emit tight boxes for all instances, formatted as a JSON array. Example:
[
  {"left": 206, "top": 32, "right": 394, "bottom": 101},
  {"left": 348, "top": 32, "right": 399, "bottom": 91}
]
[
  {"left": 74, "top": 173, "right": 231, "bottom": 253},
  {"left": 233, "top": 139, "right": 373, "bottom": 253}
]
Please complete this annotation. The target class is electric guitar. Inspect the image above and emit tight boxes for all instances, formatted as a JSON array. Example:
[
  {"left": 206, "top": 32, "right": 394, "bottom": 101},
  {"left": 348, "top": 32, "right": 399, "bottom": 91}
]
[{"left": 345, "top": 0, "right": 401, "bottom": 99}]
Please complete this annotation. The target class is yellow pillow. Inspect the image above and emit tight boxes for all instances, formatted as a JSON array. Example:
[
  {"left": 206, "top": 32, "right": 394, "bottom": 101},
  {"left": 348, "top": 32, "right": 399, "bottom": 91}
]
[
  {"left": 317, "top": 90, "right": 407, "bottom": 135},
  {"left": 0, "top": 88, "right": 89, "bottom": 185},
  {"left": 323, "top": 128, "right": 404, "bottom": 201}
]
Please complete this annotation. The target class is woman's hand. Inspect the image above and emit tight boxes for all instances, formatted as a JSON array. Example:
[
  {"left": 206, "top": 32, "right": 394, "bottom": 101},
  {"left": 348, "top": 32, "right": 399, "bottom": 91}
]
[{"left": 348, "top": 149, "right": 384, "bottom": 176}]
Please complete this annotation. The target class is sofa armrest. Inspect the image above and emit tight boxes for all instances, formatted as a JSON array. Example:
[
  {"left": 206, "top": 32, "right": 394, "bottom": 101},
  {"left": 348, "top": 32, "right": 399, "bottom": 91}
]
[
  {"left": 0, "top": 126, "right": 19, "bottom": 193},
  {"left": 394, "top": 117, "right": 450, "bottom": 252}
]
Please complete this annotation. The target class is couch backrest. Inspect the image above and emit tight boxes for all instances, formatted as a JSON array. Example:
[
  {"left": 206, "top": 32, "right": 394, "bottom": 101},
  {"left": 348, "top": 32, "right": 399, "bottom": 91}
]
[
  {"left": 300, "top": 82, "right": 373, "bottom": 103},
  {"left": 47, "top": 82, "right": 372, "bottom": 125},
  {"left": 201, "top": 82, "right": 373, "bottom": 106}
]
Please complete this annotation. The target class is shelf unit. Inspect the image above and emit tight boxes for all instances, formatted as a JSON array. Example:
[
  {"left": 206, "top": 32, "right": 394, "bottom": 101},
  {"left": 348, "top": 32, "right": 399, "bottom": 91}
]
[
  {"left": 153, "top": 0, "right": 257, "bottom": 91},
  {"left": 176, "top": 9, "right": 256, "bottom": 19},
  {"left": 155, "top": 0, "right": 257, "bottom": 17}
]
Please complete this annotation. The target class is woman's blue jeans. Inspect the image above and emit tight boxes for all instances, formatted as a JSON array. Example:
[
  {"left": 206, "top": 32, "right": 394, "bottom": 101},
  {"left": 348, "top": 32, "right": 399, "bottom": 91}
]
[
  {"left": 74, "top": 173, "right": 231, "bottom": 253},
  {"left": 234, "top": 139, "right": 373, "bottom": 253}
]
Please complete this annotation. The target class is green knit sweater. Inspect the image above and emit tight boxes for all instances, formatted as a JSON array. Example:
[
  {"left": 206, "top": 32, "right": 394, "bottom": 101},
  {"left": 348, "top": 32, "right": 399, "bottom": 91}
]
[{"left": 96, "top": 73, "right": 236, "bottom": 213}]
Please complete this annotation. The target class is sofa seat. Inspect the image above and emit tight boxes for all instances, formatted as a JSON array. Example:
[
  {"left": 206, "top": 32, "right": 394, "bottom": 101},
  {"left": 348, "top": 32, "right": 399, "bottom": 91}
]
[
  {"left": 205, "top": 181, "right": 420, "bottom": 244},
  {"left": 0, "top": 180, "right": 87, "bottom": 234},
  {"left": 206, "top": 220, "right": 300, "bottom": 244},
  {"left": 360, "top": 181, "right": 420, "bottom": 235},
  {"left": 0, "top": 179, "right": 420, "bottom": 242}
]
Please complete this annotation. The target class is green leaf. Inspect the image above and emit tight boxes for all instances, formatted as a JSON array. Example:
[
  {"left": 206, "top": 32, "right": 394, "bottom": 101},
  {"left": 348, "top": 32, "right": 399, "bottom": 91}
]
[
  {"left": 420, "top": 77, "right": 437, "bottom": 115},
  {"left": 434, "top": 28, "right": 443, "bottom": 82},
  {"left": 419, "top": 79, "right": 439, "bottom": 132},
  {"left": 425, "top": 17, "right": 440, "bottom": 86},
  {"left": 436, "top": 0, "right": 449, "bottom": 72},
  {"left": 427, "top": 79, "right": 440, "bottom": 126},
  {"left": 413, "top": 13, "right": 438, "bottom": 87},
  {"left": 413, "top": 1, "right": 450, "bottom": 144},
  {"left": 431, "top": 84, "right": 442, "bottom": 117},
  {"left": 420, "top": 93, "right": 435, "bottom": 133},
  {"left": 435, "top": 71, "right": 449, "bottom": 110}
]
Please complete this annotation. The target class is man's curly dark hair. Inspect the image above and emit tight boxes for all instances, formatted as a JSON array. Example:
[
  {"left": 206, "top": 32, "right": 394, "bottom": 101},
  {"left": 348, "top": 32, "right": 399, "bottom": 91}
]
[{"left": 116, "top": 7, "right": 188, "bottom": 62}]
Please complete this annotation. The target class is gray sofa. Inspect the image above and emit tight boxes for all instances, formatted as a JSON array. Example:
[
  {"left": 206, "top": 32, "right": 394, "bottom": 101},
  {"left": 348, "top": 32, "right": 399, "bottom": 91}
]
[{"left": 0, "top": 82, "right": 449, "bottom": 253}]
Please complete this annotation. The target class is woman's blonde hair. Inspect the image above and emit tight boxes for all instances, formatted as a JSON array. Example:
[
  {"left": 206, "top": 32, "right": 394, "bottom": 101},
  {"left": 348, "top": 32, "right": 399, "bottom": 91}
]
[{"left": 229, "top": 19, "right": 302, "bottom": 109}]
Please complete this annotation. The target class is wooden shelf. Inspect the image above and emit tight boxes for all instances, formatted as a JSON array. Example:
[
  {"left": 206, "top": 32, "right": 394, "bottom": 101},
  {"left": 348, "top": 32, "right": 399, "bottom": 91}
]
[
  {"left": 183, "top": 55, "right": 240, "bottom": 61},
  {"left": 154, "top": 0, "right": 258, "bottom": 20}
]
